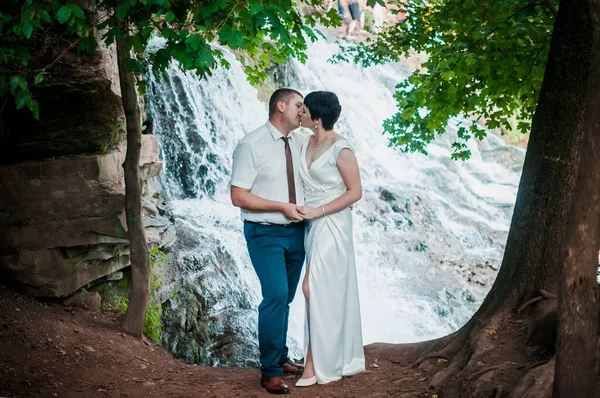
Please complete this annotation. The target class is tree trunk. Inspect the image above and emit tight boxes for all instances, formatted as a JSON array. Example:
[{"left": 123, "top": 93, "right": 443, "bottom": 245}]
[
  {"left": 554, "top": 1, "right": 600, "bottom": 395},
  {"left": 403, "top": 0, "right": 593, "bottom": 356},
  {"left": 116, "top": 37, "right": 151, "bottom": 338},
  {"left": 468, "top": 0, "right": 592, "bottom": 322}
]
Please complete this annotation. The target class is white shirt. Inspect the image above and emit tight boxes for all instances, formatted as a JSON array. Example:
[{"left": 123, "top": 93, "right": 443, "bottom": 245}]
[{"left": 230, "top": 121, "right": 305, "bottom": 225}]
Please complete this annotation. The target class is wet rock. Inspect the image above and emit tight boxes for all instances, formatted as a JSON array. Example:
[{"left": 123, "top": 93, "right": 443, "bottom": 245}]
[
  {"left": 160, "top": 225, "right": 259, "bottom": 367},
  {"left": 379, "top": 188, "right": 397, "bottom": 203}
]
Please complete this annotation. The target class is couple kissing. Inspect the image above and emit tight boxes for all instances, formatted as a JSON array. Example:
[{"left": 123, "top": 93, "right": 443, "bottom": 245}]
[{"left": 230, "top": 88, "right": 365, "bottom": 394}]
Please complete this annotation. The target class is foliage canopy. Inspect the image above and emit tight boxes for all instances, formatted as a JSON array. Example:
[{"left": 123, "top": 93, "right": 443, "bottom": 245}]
[
  {"left": 0, "top": 0, "right": 340, "bottom": 120},
  {"left": 341, "top": 0, "right": 557, "bottom": 159}
]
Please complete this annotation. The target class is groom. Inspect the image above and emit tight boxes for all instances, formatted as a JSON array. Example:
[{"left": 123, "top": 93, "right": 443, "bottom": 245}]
[{"left": 230, "top": 88, "right": 306, "bottom": 394}]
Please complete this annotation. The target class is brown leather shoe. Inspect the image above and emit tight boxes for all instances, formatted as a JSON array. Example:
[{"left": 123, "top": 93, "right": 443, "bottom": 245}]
[
  {"left": 260, "top": 375, "right": 289, "bottom": 395},
  {"left": 281, "top": 360, "right": 304, "bottom": 375}
]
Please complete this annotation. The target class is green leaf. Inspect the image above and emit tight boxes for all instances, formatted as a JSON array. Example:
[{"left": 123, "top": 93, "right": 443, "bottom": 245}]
[
  {"left": 218, "top": 27, "right": 245, "bottom": 49},
  {"left": 69, "top": 4, "right": 85, "bottom": 19},
  {"left": 37, "top": 8, "right": 51, "bottom": 22},
  {"left": 78, "top": 36, "right": 98, "bottom": 55},
  {"left": 22, "top": 23, "right": 33, "bottom": 39},
  {"left": 185, "top": 34, "right": 202, "bottom": 51},
  {"left": 96, "top": 18, "right": 111, "bottom": 30},
  {"left": 366, "top": 0, "right": 386, "bottom": 7},
  {"left": 22, "top": 6, "right": 34, "bottom": 22},
  {"left": 57, "top": 5, "right": 71, "bottom": 24},
  {"left": 10, "top": 76, "right": 20, "bottom": 91},
  {"left": 15, "top": 91, "right": 29, "bottom": 110},
  {"left": 137, "top": 80, "right": 147, "bottom": 96},
  {"left": 165, "top": 11, "right": 175, "bottom": 22},
  {"left": 116, "top": 4, "right": 130, "bottom": 21},
  {"left": 34, "top": 73, "right": 43, "bottom": 85}
]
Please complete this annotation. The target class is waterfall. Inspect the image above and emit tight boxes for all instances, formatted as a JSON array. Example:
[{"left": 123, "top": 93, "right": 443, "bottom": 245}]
[{"left": 143, "top": 38, "right": 524, "bottom": 366}]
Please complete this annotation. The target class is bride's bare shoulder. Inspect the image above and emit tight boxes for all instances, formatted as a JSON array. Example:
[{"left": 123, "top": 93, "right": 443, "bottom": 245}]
[{"left": 332, "top": 133, "right": 347, "bottom": 143}]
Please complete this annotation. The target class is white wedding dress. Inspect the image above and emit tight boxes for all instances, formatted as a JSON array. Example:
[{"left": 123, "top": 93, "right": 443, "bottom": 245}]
[{"left": 299, "top": 137, "right": 365, "bottom": 384}]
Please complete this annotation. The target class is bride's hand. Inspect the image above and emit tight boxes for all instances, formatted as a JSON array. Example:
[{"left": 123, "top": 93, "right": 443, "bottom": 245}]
[{"left": 297, "top": 206, "right": 322, "bottom": 220}]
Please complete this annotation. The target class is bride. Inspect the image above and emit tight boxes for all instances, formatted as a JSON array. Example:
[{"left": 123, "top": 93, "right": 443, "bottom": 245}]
[{"left": 295, "top": 91, "right": 365, "bottom": 386}]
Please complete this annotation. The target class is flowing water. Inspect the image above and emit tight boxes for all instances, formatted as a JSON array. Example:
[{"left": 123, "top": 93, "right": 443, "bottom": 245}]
[{"left": 143, "top": 38, "right": 525, "bottom": 366}]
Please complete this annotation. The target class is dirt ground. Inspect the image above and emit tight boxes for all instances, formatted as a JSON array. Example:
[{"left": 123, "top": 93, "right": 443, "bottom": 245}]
[{"left": 0, "top": 284, "right": 438, "bottom": 398}]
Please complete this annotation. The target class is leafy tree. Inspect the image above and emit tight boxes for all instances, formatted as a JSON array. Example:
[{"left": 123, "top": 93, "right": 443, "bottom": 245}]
[
  {"left": 1, "top": 0, "right": 340, "bottom": 337},
  {"left": 342, "top": 0, "right": 557, "bottom": 159},
  {"left": 363, "top": 0, "right": 600, "bottom": 395}
]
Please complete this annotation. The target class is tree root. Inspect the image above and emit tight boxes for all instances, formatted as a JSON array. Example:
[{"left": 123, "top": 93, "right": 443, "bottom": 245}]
[
  {"left": 381, "top": 306, "right": 568, "bottom": 397},
  {"left": 468, "top": 364, "right": 504, "bottom": 381},
  {"left": 365, "top": 334, "right": 455, "bottom": 364},
  {"left": 412, "top": 351, "right": 449, "bottom": 367},
  {"left": 516, "top": 359, "right": 549, "bottom": 370},
  {"left": 517, "top": 296, "right": 544, "bottom": 314},
  {"left": 508, "top": 358, "right": 554, "bottom": 398},
  {"left": 429, "top": 346, "right": 470, "bottom": 389},
  {"left": 517, "top": 289, "right": 557, "bottom": 314},
  {"left": 414, "top": 311, "right": 547, "bottom": 396},
  {"left": 539, "top": 289, "right": 556, "bottom": 299}
]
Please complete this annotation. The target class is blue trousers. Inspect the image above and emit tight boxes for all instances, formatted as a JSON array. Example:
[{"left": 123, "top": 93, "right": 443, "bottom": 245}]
[{"left": 244, "top": 221, "right": 305, "bottom": 377}]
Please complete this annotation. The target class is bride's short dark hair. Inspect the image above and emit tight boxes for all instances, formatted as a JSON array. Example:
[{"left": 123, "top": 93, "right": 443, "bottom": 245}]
[{"left": 304, "top": 91, "right": 341, "bottom": 130}]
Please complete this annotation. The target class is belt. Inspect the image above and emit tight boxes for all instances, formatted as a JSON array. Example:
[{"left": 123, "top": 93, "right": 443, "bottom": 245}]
[{"left": 244, "top": 220, "right": 304, "bottom": 228}]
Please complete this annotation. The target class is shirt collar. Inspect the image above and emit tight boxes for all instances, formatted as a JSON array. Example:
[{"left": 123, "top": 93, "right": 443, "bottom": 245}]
[{"left": 266, "top": 120, "right": 293, "bottom": 141}]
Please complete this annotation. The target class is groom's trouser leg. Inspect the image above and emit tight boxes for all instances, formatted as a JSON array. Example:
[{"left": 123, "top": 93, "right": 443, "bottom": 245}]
[
  {"left": 280, "top": 224, "right": 305, "bottom": 364},
  {"left": 244, "top": 222, "right": 289, "bottom": 377}
]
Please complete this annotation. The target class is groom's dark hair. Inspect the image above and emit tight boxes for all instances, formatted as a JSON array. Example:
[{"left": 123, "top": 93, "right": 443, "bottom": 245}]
[
  {"left": 269, "top": 88, "right": 303, "bottom": 117},
  {"left": 303, "top": 91, "right": 341, "bottom": 130}
]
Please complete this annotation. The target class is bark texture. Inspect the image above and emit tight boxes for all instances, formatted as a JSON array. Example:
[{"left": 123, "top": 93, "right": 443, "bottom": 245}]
[
  {"left": 554, "top": 0, "right": 600, "bottom": 395},
  {"left": 471, "top": 0, "right": 590, "bottom": 322},
  {"left": 116, "top": 37, "right": 151, "bottom": 338}
]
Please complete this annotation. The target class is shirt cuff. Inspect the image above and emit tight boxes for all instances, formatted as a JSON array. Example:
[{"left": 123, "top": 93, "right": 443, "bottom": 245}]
[{"left": 230, "top": 180, "right": 253, "bottom": 190}]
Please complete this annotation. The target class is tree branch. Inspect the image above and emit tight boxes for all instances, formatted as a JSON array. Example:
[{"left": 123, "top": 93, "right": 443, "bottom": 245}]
[
  {"left": 35, "top": 38, "right": 82, "bottom": 73},
  {"left": 545, "top": 0, "right": 557, "bottom": 18},
  {"left": 522, "top": 45, "right": 545, "bottom": 82}
]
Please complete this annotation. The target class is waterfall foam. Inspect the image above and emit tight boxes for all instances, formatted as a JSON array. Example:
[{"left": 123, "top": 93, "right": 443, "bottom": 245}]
[{"left": 144, "top": 38, "right": 524, "bottom": 365}]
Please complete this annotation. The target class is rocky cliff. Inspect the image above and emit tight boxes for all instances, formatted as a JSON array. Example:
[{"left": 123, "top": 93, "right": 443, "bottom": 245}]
[{"left": 0, "top": 18, "right": 174, "bottom": 297}]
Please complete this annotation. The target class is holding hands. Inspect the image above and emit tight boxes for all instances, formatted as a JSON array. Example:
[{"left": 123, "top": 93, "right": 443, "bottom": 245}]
[
  {"left": 281, "top": 203, "right": 304, "bottom": 221},
  {"left": 280, "top": 204, "right": 321, "bottom": 220},
  {"left": 297, "top": 206, "right": 323, "bottom": 220},
  {"left": 282, "top": 204, "right": 354, "bottom": 221}
]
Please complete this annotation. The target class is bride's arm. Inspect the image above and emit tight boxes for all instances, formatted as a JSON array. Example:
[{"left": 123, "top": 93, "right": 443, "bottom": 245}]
[{"left": 300, "top": 148, "right": 362, "bottom": 219}]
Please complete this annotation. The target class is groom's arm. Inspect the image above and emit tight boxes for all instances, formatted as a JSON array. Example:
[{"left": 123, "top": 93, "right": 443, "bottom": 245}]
[
  {"left": 230, "top": 141, "right": 302, "bottom": 220},
  {"left": 231, "top": 186, "right": 303, "bottom": 221},
  {"left": 231, "top": 186, "right": 283, "bottom": 212}
]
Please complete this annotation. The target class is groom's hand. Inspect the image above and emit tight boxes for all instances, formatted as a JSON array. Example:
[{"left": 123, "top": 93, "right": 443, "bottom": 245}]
[{"left": 281, "top": 203, "right": 304, "bottom": 221}]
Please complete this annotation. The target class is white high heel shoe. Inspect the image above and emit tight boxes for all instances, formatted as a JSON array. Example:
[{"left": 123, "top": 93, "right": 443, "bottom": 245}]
[{"left": 295, "top": 375, "right": 317, "bottom": 387}]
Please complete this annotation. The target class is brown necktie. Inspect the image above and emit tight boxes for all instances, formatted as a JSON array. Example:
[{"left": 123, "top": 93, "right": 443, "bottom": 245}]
[{"left": 281, "top": 136, "right": 297, "bottom": 204}]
